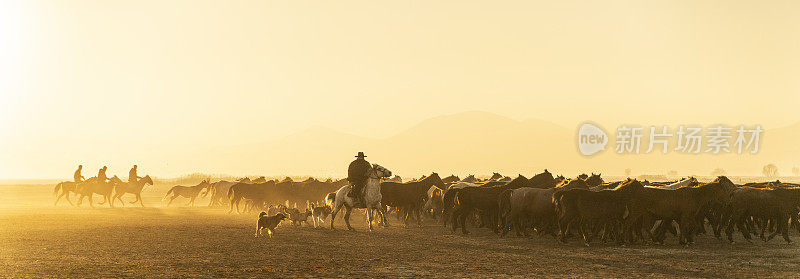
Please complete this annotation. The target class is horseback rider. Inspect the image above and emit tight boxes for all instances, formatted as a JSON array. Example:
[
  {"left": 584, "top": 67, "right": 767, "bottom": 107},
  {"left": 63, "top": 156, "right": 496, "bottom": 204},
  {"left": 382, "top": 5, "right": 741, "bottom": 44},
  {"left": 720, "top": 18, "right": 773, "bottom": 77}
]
[
  {"left": 129, "top": 165, "right": 140, "bottom": 183},
  {"left": 347, "top": 152, "right": 371, "bottom": 206},
  {"left": 98, "top": 166, "right": 110, "bottom": 183},
  {"left": 74, "top": 165, "right": 85, "bottom": 183}
]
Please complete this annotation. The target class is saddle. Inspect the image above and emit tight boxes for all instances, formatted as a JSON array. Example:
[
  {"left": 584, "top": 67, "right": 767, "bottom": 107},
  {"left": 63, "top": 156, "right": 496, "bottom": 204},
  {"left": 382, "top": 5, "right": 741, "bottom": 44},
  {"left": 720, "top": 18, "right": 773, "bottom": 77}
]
[{"left": 348, "top": 184, "right": 367, "bottom": 207}]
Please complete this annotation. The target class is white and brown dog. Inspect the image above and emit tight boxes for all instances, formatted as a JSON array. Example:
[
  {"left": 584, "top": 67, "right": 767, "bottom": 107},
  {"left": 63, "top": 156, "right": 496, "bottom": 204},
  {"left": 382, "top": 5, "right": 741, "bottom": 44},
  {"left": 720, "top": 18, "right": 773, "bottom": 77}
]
[
  {"left": 255, "top": 212, "right": 287, "bottom": 238},
  {"left": 310, "top": 202, "right": 332, "bottom": 228}
]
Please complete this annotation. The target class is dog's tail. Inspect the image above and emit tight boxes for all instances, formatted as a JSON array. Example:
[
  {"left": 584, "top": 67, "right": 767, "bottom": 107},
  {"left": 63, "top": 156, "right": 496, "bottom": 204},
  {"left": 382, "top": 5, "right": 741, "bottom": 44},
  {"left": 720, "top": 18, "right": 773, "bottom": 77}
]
[
  {"left": 259, "top": 211, "right": 267, "bottom": 218},
  {"left": 325, "top": 192, "right": 336, "bottom": 207}
]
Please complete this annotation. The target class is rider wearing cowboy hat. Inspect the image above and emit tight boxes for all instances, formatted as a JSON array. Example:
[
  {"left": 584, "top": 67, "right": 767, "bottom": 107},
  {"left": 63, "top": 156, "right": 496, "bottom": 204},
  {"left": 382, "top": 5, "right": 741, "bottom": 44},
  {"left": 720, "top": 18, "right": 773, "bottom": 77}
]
[{"left": 347, "top": 152, "right": 371, "bottom": 206}]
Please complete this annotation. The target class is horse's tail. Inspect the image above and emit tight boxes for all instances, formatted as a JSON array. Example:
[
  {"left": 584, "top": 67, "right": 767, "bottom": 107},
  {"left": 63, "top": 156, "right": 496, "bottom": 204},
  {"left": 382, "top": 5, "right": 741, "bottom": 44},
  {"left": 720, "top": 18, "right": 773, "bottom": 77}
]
[
  {"left": 552, "top": 190, "right": 568, "bottom": 217},
  {"left": 325, "top": 192, "right": 336, "bottom": 207},
  {"left": 453, "top": 190, "right": 463, "bottom": 207},
  {"left": 162, "top": 187, "right": 175, "bottom": 202},
  {"left": 54, "top": 182, "right": 63, "bottom": 196},
  {"left": 202, "top": 183, "right": 213, "bottom": 198},
  {"left": 227, "top": 185, "right": 235, "bottom": 201}
]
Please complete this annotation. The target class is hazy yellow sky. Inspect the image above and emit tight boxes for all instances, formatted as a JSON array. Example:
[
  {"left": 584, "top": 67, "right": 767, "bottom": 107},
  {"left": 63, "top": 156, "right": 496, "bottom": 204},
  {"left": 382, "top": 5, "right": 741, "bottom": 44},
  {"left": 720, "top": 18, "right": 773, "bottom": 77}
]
[{"left": 1, "top": 1, "right": 799, "bottom": 178}]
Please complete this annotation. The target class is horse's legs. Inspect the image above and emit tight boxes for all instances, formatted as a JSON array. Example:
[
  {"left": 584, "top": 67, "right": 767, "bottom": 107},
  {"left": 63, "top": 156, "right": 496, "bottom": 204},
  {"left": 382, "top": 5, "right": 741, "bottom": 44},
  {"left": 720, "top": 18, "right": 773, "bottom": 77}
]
[
  {"left": 167, "top": 195, "right": 177, "bottom": 207},
  {"left": 415, "top": 206, "right": 422, "bottom": 227},
  {"left": 64, "top": 192, "right": 74, "bottom": 206},
  {"left": 111, "top": 194, "right": 121, "bottom": 207},
  {"left": 366, "top": 206, "right": 374, "bottom": 231},
  {"left": 781, "top": 214, "right": 792, "bottom": 244},
  {"left": 227, "top": 198, "right": 236, "bottom": 213},
  {"left": 380, "top": 204, "right": 390, "bottom": 227},
  {"left": 137, "top": 194, "right": 144, "bottom": 207},
  {"left": 344, "top": 206, "right": 355, "bottom": 231},
  {"left": 231, "top": 198, "right": 239, "bottom": 213},
  {"left": 760, "top": 217, "right": 770, "bottom": 241},
  {"left": 55, "top": 192, "right": 65, "bottom": 206},
  {"left": 450, "top": 206, "right": 461, "bottom": 232},
  {"left": 330, "top": 202, "right": 343, "bottom": 230},
  {"left": 130, "top": 194, "right": 139, "bottom": 204},
  {"left": 189, "top": 196, "right": 196, "bottom": 207},
  {"left": 459, "top": 209, "right": 469, "bottom": 235},
  {"left": 403, "top": 208, "right": 410, "bottom": 227}
]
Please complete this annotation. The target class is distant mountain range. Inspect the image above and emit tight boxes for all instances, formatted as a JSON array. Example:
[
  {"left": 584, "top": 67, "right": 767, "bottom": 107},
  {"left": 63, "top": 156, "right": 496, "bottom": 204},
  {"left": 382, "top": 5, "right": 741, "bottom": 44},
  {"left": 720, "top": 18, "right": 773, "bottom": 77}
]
[{"left": 195, "top": 111, "right": 799, "bottom": 178}]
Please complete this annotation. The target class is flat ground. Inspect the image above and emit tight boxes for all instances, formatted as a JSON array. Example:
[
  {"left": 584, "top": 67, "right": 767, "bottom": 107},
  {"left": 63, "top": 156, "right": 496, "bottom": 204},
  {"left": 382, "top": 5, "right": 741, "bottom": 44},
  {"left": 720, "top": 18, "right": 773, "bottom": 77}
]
[{"left": 1, "top": 184, "right": 799, "bottom": 278}]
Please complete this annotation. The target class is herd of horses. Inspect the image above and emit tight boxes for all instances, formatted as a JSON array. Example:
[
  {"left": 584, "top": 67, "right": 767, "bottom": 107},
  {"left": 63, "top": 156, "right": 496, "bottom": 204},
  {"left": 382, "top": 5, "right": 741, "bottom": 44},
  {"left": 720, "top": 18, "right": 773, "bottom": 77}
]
[{"left": 52, "top": 167, "right": 800, "bottom": 246}]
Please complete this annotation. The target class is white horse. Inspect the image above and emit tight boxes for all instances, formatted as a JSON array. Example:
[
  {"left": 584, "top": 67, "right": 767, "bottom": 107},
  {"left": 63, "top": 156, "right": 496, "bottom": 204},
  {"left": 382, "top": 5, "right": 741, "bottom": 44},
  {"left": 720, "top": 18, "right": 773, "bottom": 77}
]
[
  {"left": 646, "top": 177, "right": 698, "bottom": 190},
  {"left": 422, "top": 182, "right": 480, "bottom": 214},
  {"left": 330, "top": 163, "right": 392, "bottom": 231}
]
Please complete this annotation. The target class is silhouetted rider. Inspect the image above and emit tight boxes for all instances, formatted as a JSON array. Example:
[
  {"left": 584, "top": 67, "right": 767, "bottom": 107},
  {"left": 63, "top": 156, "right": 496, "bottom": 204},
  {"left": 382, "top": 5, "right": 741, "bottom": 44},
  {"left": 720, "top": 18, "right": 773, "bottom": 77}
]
[
  {"left": 129, "top": 165, "right": 140, "bottom": 183},
  {"left": 74, "top": 165, "right": 85, "bottom": 183},
  {"left": 347, "top": 152, "right": 371, "bottom": 206},
  {"left": 98, "top": 166, "right": 110, "bottom": 183}
]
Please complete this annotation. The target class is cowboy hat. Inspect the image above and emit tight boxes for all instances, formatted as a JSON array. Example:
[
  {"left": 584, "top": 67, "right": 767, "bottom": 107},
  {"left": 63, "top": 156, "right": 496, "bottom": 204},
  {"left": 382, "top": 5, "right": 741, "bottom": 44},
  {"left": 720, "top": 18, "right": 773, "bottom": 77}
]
[{"left": 355, "top": 152, "right": 367, "bottom": 158}]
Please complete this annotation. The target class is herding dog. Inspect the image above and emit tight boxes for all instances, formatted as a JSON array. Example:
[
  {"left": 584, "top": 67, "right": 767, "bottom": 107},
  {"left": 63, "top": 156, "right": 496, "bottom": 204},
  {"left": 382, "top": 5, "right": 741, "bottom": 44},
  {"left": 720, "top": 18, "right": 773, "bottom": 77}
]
[
  {"left": 255, "top": 212, "right": 286, "bottom": 238},
  {"left": 311, "top": 202, "right": 332, "bottom": 228},
  {"left": 287, "top": 208, "right": 312, "bottom": 227}
]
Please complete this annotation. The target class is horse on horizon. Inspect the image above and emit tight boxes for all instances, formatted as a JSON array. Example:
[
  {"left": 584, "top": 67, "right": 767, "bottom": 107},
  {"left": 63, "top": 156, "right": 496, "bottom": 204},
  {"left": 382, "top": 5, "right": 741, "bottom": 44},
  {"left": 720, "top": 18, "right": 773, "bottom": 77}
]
[
  {"left": 109, "top": 175, "right": 154, "bottom": 207},
  {"left": 74, "top": 177, "right": 116, "bottom": 208},
  {"left": 53, "top": 181, "right": 80, "bottom": 206},
  {"left": 162, "top": 180, "right": 212, "bottom": 207}
]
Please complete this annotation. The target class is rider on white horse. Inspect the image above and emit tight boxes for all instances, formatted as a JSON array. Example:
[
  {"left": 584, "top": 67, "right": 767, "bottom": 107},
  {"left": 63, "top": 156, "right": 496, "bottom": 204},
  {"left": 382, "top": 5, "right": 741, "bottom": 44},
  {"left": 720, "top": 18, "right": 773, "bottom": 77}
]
[
  {"left": 347, "top": 152, "right": 371, "bottom": 207},
  {"left": 330, "top": 162, "right": 392, "bottom": 231}
]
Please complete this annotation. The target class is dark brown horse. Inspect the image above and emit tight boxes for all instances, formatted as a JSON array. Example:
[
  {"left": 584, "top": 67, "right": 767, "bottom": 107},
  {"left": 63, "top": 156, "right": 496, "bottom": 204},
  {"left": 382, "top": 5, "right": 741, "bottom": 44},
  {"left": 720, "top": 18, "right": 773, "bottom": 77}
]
[
  {"left": 442, "top": 175, "right": 460, "bottom": 184},
  {"left": 582, "top": 173, "right": 604, "bottom": 187},
  {"left": 461, "top": 175, "right": 478, "bottom": 183},
  {"left": 553, "top": 179, "right": 644, "bottom": 246},
  {"left": 529, "top": 169, "right": 557, "bottom": 189},
  {"left": 625, "top": 176, "right": 735, "bottom": 245},
  {"left": 381, "top": 173, "right": 446, "bottom": 226},
  {"left": 227, "top": 180, "right": 275, "bottom": 213},
  {"left": 448, "top": 175, "right": 533, "bottom": 234},
  {"left": 726, "top": 187, "right": 800, "bottom": 244}
]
